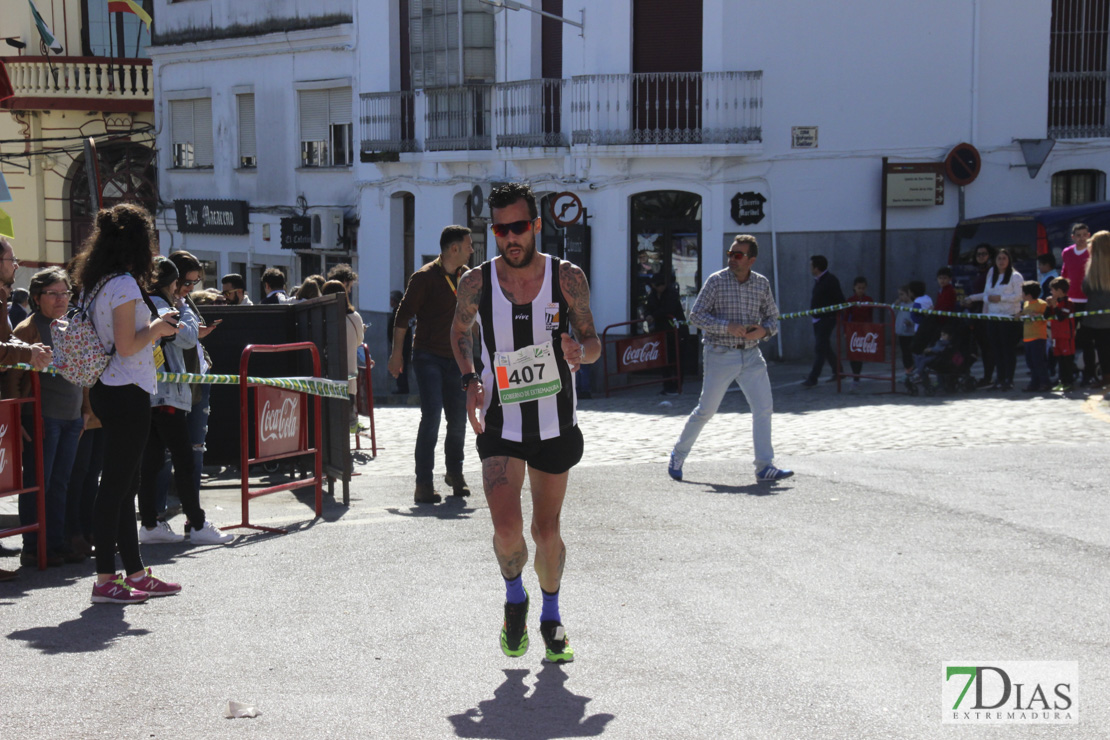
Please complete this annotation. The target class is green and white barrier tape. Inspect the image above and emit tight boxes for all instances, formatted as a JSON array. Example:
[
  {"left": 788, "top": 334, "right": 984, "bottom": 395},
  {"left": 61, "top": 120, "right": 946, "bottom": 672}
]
[
  {"left": 2, "top": 365, "right": 350, "bottom": 399},
  {"left": 778, "top": 301, "right": 1110, "bottom": 322}
]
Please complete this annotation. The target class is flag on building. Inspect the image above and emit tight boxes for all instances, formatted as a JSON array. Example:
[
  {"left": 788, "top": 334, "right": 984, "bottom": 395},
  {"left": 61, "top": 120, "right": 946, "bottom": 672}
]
[
  {"left": 28, "top": 0, "right": 64, "bottom": 54},
  {"left": 108, "top": 0, "right": 152, "bottom": 31},
  {"left": 0, "top": 60, "right": 14, "bottom": 104}
]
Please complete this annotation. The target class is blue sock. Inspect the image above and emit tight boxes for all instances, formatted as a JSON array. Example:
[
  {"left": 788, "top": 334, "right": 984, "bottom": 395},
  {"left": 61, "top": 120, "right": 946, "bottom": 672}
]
[
  {"left": 540, "top": 587, "right": 561, "bottom": 622},
  {"left": 504, "top": 573, "right": 526, "bottom": 604}
]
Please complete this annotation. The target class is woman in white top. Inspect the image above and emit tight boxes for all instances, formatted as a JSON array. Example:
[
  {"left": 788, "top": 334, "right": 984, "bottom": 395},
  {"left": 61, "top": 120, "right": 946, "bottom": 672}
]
[
  {"left": 76, "top": 204, "right": 181, "bottom": 604},
  {"left": 966, "top": 248, "right": 1024, "bottom": 390}
]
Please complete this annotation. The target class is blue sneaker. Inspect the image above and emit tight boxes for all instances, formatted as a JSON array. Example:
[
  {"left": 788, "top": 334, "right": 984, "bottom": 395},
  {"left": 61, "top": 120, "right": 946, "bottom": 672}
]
[
  {"left": 756, "top": 465, "right": 794, "bottom": 482},
  {"left": 667, "top": 453, "right": 683, "bottom": 481}
]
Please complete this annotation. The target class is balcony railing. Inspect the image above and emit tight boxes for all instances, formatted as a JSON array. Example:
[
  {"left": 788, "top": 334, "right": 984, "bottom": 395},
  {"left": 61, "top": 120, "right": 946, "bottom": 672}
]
[
  {"left": 571, "top": 71, "right": 761, "bottom": 145},
  {"left": 1048, "top": 70, "right": 1110, "bottom": 138},
  {"left": 357, "top": 71, "right": 762, "bottom": 154},
  {"left": 495, "top": 78, "right": 568, "bottom": 148},
  {"left": 360, "top": 90, "right": 417, "bottom": 153},
  {"left": 1, "top": 56, "right": 152, "bottom": 105},
  {"left": 425, "top": 85, "right": 492, "bottom": 151}
]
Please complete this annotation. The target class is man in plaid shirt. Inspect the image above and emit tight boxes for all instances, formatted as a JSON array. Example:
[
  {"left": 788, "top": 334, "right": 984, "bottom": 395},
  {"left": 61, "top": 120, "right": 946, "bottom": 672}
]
[{"left": 667, "top": 235, "right": 794, "bottom": 482}]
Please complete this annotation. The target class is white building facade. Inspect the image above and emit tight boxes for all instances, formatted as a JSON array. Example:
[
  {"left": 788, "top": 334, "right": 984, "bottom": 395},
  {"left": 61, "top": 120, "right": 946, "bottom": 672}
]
[{"left": 148, "top": 0, "right": 1110, "bottom": 364}]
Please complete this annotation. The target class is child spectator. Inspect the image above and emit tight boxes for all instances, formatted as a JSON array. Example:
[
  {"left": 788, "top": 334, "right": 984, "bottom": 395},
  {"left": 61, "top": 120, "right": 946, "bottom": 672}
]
[
  {"left": 1037, "top": 253, "right": 1059, "bottom": 299},
  {"left": 1019, "top": 280, "right": 1049, "bottom": 391},
  {"left": 844, "top": 276, "right": 874, "bottom": 387},
  {"left": 1046, "top": 277, "right": 1077, "bottom": 391},
  {"left": 909, "top": 280, "right": 938, "bottom": 369},
  {"left": 893, "top": 285, "right": 916, "bottom": 377},
  {"left": 935, "top": 267, "right": 959, "bottom": 313}
]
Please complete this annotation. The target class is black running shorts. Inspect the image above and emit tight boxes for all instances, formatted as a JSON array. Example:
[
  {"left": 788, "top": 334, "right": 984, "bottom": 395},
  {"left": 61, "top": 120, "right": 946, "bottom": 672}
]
[{"left": 476, "top": 425, "right": 584, "bottom": 475}]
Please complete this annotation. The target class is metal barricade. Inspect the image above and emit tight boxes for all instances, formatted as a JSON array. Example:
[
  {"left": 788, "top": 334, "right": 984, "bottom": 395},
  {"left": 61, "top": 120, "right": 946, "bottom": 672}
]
[
  {"left": 835, "top": 307, "right": 897, "bottom": 394},
  {"left": 354, "top": 343, "right": 377, "bottom": 457},
  {"left": 600, "top": 320, "right": 682, "bottom": 398},
  {"left": 0, "top": 373, "right": 46, "bottom": 568},
  {"left": 224, "top": 343, "right": 324, "bottom": 535}
]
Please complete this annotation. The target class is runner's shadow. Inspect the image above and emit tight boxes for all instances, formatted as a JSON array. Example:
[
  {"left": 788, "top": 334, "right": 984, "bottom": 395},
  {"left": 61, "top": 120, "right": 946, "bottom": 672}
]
[
  {"left": 7, "top": 605, "right": 150, "bottom": 654},
  {"left": 686, "top": 480, "right": 785, "bottom": 496},
  {"left": 447, "top": 665, "right": 615, "bottom": 739}
]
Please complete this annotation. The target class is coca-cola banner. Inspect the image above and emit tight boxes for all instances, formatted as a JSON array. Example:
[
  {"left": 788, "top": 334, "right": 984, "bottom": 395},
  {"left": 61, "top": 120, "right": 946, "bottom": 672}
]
[
  {"left": 0, "top": 402, "right": 22, "bottom": 494},
  {"left": 845, "top": 322, "right": 885, "bottom": 363},
  {"left": 615, "top": 332, "right": 669, "bottom": 373},
  {"left": 256, "top": 386, "right": 305, "bottom": 458}
]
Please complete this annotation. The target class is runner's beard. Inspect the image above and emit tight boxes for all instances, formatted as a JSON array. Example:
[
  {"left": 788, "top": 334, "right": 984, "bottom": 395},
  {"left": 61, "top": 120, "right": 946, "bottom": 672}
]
[{"left": 498, "top": 234, "right": 536, "bottom": 268}]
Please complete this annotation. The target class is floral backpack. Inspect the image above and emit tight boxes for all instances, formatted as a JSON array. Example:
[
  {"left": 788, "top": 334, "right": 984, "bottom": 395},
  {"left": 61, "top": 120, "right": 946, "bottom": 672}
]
[{"left": 49, "top": 273, "right": 121, "bottom": 387}]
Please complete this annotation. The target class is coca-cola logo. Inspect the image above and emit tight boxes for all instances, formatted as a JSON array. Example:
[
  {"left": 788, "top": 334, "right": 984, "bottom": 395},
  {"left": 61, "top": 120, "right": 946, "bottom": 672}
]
[
  {"left": 850, "top": 331, "right": 879, "bottom": 354},
  {"left": 260, "top": 397, "right": 299, "bottom": 442},
  {"left": 622, "top": 341, "right": 661, "bottom": 366},
  {"left": 0, "top": 423, "right": 8, "bottom": 477}
]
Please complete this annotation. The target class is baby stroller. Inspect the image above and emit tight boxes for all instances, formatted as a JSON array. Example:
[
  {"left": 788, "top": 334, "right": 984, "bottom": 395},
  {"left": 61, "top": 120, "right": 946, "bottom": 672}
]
[{"left": 904, "top": 319, "right": 978, "bottom": 396}]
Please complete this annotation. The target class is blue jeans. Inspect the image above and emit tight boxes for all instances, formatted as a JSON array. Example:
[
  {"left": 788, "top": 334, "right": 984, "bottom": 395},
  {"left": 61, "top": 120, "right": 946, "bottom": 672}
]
[
  {"left": 1024, "top": 339, "right": 1050, "bottom": 388},
  {"left": 155, "top": 384, "right": 211, "bottom": 514},
  {"left": 672, "top": 345, "right": 775, "bottom": 470},
  {"left": 19, "top": 415, "right": 84, "bottom": 553},
  {"left": 411, "top": 349, "right": 466, "bottom": 483}
]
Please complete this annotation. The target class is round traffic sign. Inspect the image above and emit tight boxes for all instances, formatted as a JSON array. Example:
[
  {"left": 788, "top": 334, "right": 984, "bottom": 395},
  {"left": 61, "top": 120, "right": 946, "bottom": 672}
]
[
  {"left": 549, "top": 191, "right": 583, "bottom": 227},
  {"left": 945, "top": 143, "right": 982, "bottom": 186},
  {"left": 470, "top": 185, "right": 484, "bottom": 217}
]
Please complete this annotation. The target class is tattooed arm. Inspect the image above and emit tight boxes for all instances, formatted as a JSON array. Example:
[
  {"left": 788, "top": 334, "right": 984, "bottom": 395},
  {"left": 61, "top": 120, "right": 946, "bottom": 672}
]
[
  {"left": 559, "top": 262, "right": 601, "bottom": 370},
  {"left": 452, "top": 268, "right": 486, "bottom": 433}
]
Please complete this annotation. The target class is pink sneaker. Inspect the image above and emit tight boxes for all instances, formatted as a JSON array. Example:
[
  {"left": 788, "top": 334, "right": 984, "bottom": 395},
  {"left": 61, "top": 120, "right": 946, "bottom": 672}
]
[
  {"left": 124, "top": 567, "right": 181, "bottom": 597},
  {"left": 91, "top": 574, "right": 150, "bottom": 604}
]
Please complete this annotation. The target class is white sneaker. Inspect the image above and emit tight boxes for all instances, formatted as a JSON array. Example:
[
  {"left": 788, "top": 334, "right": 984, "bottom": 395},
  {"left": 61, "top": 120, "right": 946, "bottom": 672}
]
[
  {"left": 189, "top": 520, "right": 234, "bottom": 545},
  {"left": 139, "top": 521, "right": 184, "bottom": 544}
]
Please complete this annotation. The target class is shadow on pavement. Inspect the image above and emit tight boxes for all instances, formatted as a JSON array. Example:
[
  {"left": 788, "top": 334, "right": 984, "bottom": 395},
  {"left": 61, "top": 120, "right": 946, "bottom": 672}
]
[
  {"left": 685, "top": 480, "right": 785, "bottom": 496},
  {"left": 7, "top": 605, "right": 150, "bottom": 654},
  {"left": 447, "top": 665, "right": 615, "bottom": 739},
  {"left": 386, "top": 496, "right": 477, "bottom": 520}
]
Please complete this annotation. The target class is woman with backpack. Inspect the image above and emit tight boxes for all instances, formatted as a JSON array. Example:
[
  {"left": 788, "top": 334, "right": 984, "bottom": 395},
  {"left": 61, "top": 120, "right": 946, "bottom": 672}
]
[{"left": 74, "top": 204, "right": 181, "bottom": 604}]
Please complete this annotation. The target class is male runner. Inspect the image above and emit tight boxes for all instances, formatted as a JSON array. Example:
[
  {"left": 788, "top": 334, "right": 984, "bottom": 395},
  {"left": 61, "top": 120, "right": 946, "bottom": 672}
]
[{"left": 450, "top": 183, "right": 599, "bottom": 663}]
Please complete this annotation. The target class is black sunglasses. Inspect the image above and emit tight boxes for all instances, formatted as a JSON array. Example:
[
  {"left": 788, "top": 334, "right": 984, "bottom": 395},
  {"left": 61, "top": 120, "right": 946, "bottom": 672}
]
[{"left": 490, "top": 220, "right": 534, "bottom": 237}]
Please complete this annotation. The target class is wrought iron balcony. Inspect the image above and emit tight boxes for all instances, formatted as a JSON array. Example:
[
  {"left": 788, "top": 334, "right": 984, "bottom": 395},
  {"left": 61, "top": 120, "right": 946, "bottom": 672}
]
[
  {"left": 1049, "top": 70, "right": 1110, "bottom": 138},
  {"left": 494, "top": 78, "right": 568, "bottom": 148},
  {"left": 425, "top": 84, "right": 492, "bottom": 151},
  {"left": 359, "top": 90, "right": 418, "bottom": 153},
  {"left": 570, "top": 71, "right": 762, "bottom": 146},
  {"left": 0, "top": 56, "right": 152, "bottom": 111}
]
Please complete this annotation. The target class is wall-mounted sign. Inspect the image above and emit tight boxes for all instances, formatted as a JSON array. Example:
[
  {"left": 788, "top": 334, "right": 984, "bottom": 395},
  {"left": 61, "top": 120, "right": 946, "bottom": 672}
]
[
  {"left": 280, "top": 216, "right": 312, "bottom": 250},
  {"left": 174, "top": 199, "right": 249, "bottom": 235},
  {"left": 549, "top": 191, "right": 583, "bottom": 227},
  {"left": 944, "top": 142, "right": 982, "bottom": 186},
  {"left": 730, "top": 191, "right": 767, "bottom": 226},
  {"left": 885, "top": 163, "right": 944, "bottom": 207},
  {"left": 792, "top": 126, "right": 818, "bottom": 149}
]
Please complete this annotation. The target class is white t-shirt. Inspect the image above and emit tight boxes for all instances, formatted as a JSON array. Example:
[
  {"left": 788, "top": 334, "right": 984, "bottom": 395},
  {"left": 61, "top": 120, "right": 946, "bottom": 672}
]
[{"left": 92, "top": 274, "right": 157, "bottom": 393}]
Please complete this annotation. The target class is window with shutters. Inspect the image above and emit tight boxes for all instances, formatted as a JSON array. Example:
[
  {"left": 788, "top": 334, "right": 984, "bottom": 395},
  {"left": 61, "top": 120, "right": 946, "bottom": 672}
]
[
  {"left": 1049, "top": 0, "right": 1110, "bottom": 138},
  {"left": 1052, "top": 169, "right": 1106, "bottom": 204},
  {"left": 409, "top": 0, "right": 494, "bottom": 89},
  {"left": 170, "top": 99, "right": 213, "bottom": 169},
  {"left": 238, "top": 93, "right": 257, "bottom": 169},
  {"left": 298, "top": 87, "right": 353, "bottom": 167}
]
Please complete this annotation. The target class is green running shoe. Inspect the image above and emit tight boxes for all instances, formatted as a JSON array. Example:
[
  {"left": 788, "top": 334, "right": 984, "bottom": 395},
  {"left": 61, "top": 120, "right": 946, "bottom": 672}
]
[
  {"left": 500, "top": 590, "right": 529, "bottom": 657},
  {"left": 540, "top": 620, "right": 574, "bottom": 663}
]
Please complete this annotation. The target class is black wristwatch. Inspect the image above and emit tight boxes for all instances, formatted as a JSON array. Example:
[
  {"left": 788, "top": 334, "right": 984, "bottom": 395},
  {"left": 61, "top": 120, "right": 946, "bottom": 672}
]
[{"left": 460, "top": 372, "right": 482, "bottom": 391}]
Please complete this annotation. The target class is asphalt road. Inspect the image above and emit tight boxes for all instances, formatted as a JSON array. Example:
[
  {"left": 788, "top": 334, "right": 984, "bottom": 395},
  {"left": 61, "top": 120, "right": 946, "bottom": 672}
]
[{"left": 2, "top": 366, "right": 1108, "bottom": 738}]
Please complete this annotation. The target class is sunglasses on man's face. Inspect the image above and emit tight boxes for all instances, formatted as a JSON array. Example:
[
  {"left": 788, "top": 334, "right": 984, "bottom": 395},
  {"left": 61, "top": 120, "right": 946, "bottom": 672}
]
[{"left": 490, "top": 220, "right": 535, "bottom": 237}]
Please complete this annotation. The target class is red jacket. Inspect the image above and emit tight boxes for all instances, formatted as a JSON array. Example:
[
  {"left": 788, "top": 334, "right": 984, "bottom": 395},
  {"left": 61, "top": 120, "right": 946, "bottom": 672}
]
[
  {"left": 935, "top": 284, "right": 958, "bottom": 312},
  {"left": 845, "top": 293, "right": 874, "bottom": 323},
  {"left": 1049, "top": 297, "right": 1076, "bottom": 356}
]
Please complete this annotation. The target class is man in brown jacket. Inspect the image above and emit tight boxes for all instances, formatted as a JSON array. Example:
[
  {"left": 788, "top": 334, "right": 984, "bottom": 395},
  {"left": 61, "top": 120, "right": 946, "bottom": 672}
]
[{"left": 0, "top": 236, "right": 52, "bottom": 582}]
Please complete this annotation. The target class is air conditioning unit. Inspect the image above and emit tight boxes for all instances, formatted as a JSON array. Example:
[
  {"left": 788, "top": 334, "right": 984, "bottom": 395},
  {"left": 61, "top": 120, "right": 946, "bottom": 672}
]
[{"left": 311, "top": 208, "right": 345, "bottom": 249}]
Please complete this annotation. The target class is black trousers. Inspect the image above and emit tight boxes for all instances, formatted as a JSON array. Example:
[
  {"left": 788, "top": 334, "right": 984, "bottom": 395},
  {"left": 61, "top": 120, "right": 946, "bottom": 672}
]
[
  {"left": 89, "top": 382, "right": 150, "bottom": 576},
  {"left": 138, "top": 406, "right": 205, "bottom": 530},
  {"left": 807, "top": 317, "right": 841, "bottom": 382}
]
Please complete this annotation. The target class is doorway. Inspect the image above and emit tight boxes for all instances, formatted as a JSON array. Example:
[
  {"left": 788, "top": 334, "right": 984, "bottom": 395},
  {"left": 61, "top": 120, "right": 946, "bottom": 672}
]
[{"left": 630, "top": 191, "right": 702, "bottom": 329}]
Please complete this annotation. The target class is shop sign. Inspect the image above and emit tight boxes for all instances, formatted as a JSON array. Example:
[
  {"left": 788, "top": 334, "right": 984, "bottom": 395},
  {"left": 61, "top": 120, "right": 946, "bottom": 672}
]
[
  {"left": 256, "top": 386, "right": 304, "bottom": 458},
  {"left": 845, "top": 322, "right": 885, "bottom": 363},
  {"left": 730, "top": 191, "right": 766, "bottom": 226},
  {"left": 280, "top": 217, "right": 312, "bottom": 249},
  {"left": 616, "top": 332, "right": 668, "bottom": 373},
  {"left": 174, "top": 199, "right": 249, "bottom": 235}
]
